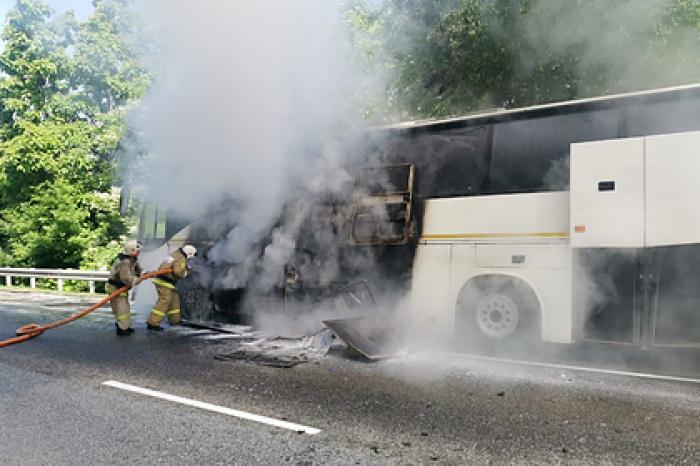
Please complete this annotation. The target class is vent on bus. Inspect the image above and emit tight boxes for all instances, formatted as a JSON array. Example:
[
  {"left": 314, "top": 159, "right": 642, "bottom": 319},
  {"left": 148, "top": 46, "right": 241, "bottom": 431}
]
[{"left": 598, "top": 181, "right": 616, "bottom": 191}]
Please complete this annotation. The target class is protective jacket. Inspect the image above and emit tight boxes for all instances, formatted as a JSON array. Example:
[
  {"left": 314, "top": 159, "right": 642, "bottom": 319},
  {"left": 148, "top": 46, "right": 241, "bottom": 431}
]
[
  {"left": 106, "top": 254, "right": 141, "bottom": 331},
  {"left": 107, "top": 254, "right": 142, "bottom": 289},
  {"left": 152, "top": 249, "right": 188, "bottom": 289},
  {"left": 148, "top": 249, "right": 189, "bottom": 327}
]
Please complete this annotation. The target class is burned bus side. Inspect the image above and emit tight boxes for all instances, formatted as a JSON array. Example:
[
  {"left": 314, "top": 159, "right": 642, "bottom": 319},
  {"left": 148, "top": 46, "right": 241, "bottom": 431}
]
[{"left": 138, "top": 84, "right": 700, "bottom": 349}]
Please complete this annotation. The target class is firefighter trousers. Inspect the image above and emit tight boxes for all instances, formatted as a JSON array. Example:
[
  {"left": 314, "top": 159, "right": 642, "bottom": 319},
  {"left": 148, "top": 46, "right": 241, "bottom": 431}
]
[
  {"left": 107, "top": 286, "right": 131, "bottom": 330},
  {"left": 148, "top": 284, "right": 181, "bottom": 326}
]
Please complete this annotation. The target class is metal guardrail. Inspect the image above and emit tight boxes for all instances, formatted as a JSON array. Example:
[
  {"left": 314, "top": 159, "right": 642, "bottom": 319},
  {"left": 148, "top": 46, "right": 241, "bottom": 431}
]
[{"left": 0, "top": 268, "right": 110, "bottom": 293}]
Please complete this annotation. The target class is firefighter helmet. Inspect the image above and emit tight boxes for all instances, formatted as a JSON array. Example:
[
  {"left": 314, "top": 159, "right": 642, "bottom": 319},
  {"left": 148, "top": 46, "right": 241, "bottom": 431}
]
[
  {"left": 123, "top": 240, "right": 141, "bottom": 257},
  {"left": 181, "top": 244, "right": 197, "bottom": 259}
]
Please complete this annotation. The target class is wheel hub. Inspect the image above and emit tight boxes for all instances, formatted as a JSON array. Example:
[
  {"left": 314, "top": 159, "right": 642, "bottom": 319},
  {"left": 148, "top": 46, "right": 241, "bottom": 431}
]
[{"left": 475, "top": 293, "right": 519, "bottom": 339}]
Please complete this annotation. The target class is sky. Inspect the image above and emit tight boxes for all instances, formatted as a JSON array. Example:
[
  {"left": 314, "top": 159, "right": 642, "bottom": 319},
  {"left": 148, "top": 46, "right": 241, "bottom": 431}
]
[
  {"left": 0, "top": 0, "right": 94, "bottom": 27},
  {"left": 0, "top": 0, "right": 93, "bottom": 51}
]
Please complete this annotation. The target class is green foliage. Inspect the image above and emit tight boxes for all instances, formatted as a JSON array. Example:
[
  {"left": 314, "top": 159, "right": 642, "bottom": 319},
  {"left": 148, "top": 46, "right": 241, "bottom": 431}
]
[
  {"left": 0, "top": 121, "right": 94, "bottom": 204},
  {"left": 72, "top": 0, "right": 151, "bottom": 113},
  {"left": 350, "top": 0, "right": 700, "bottom": 120},
  {"left": 81, "top": 240, "right": 122, "bottom": 271},
  {"left": 0, "top": 0, "right": 149, "bottom": 269},
  {"left": 2, "top": 179, "right": 126, "bottom": 269}
]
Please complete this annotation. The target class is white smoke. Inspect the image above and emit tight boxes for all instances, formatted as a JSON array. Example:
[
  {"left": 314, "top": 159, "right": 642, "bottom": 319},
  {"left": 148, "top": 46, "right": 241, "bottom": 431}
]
[
  {"left": 515, "top": 0, "right": 690, "bottom": 92},
  {"left": 131, "top": 1, "right": 373, "bottom": 285}
]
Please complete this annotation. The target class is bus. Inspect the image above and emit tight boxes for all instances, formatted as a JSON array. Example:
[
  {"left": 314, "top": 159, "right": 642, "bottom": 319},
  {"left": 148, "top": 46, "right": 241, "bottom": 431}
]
[{"left": 137, "top": 83, "right": 700, "bottom": 350}]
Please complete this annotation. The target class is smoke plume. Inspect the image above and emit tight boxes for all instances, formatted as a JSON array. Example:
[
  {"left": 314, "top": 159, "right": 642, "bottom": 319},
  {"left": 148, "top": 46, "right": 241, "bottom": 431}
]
[{"left": 129, "top": 1, "right": 382, "bottom": 297}]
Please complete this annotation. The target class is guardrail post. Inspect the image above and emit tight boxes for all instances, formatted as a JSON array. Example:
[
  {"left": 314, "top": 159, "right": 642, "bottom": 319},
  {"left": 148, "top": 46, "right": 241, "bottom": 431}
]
[{"left": 0, "top": 268, "right": 109, "bottom": 293}]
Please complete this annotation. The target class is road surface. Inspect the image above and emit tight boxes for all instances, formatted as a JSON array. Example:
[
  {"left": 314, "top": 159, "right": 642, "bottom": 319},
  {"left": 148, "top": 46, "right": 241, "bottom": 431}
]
[{"left": 0, "top": 293, "right": 699, "bottom": 464}]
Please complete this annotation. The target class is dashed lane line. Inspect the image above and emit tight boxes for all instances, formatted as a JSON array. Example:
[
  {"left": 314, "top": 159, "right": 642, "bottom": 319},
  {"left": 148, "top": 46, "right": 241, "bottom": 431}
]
[
  {"left": 448, "top": 353, "right": 700, "bottom": 385},
  {"left": 102, "top": 380, "right": 321, "bottom": 435}
]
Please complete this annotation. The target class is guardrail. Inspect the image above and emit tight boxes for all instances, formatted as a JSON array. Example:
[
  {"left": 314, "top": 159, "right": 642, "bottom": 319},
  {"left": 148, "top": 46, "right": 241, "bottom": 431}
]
[{"left": 0, "top": 268, "right": 110, "bottom": 294}]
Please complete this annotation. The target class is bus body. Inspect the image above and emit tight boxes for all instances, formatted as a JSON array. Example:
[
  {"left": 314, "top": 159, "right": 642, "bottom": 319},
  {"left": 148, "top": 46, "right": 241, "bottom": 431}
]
[
  {"left": 414, "top": 130, "right": 700, "bottom": 348},
  {"left": 138, "top": 83, "right": 700, "bottom": 348},
  {"left": 412, "top": 191, "right": 573, "bottom": 343}
]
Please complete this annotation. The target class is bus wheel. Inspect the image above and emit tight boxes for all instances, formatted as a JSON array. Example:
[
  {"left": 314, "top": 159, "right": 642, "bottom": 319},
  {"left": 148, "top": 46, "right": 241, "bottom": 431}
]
[
  {"left": 456, "top": 276, "right": 540, "bottom": 349},
  {"left": 474, "top": 292, "right": 519, "bottom": 339}
]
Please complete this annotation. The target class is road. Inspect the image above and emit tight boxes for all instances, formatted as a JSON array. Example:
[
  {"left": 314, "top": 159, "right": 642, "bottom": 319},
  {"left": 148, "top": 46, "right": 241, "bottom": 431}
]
[{"left": 0, "top": 293, "right": 699, "bottom": 465}]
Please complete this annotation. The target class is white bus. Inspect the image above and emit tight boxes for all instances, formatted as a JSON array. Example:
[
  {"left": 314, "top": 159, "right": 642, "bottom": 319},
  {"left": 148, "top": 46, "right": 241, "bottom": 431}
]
[{"left": 138, "top": 83, "right": 700, "bottom": 349}]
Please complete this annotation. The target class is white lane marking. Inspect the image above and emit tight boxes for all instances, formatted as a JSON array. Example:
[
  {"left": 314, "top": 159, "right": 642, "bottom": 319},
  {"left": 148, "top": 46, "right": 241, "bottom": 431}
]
[
  {"left": 447, "top": 353, "right": 700, "bottom": 385},
  {"left": 102, "top": 380, "right": 321, "bottom": 435}
]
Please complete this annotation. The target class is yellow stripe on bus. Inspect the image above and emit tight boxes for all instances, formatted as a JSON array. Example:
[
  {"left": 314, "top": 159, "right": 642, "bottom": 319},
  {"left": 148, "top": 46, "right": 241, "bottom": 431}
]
[{"left": 420, "top": 232, "right": 570, "bottom": 240}]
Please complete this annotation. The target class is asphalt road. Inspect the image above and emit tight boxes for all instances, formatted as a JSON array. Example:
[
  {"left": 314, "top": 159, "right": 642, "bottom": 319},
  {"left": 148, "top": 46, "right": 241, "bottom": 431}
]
[{"left": 1, "top": 295, "right": 699, "bottom": 465}]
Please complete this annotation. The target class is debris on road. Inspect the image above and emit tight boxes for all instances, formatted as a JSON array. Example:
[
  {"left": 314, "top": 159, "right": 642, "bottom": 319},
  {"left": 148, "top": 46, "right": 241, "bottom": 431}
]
[
  {"left": 215, "top": 329, "right": 334, "bottom": 368},
  {"left": 177, "top": 280, "right": 407, "bottom": 366},
  {"left": 323, "top": 315, "right": 405, "bottom": 360}
]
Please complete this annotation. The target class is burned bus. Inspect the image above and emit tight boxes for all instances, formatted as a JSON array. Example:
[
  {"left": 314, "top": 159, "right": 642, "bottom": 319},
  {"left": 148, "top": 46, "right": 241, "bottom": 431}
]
[{"left": 138, "top": 83, "right": 700, "bottom": 350}]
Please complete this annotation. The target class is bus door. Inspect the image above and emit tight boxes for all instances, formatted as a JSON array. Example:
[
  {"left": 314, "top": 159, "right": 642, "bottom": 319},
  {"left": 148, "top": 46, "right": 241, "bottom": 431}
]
[
  {"left": 650, "top": 246, "right": 700, "bottom": 348},
  {"left": 571, "top": 131, "right": 700, "bottom": 348},
  {"left": 576, "top": 246, "right": 700, "bottom": 348},
  {"left": 575, "top": 249, "right": 644, "bottom": 345}
]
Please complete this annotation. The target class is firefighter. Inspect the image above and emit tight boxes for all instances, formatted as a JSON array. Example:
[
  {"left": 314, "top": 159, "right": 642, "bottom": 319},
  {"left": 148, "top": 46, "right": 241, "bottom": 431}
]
[
  {"left": 147, "top": 244, "right": 197, "bottom": 331},
  {"left": 106, "top": 240, "right": 142, "bottom": 336}
]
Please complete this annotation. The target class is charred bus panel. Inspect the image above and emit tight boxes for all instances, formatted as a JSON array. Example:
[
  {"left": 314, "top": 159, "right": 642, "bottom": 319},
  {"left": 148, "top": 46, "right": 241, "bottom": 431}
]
[{"left": 138, "top": 84, "right": 700, "bottom": 350}]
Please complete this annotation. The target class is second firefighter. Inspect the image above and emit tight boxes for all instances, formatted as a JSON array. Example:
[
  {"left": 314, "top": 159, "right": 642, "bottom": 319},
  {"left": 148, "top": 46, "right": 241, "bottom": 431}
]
[
  {"left": 106, "top": 240, "right": 142, "bottom": 336},
  {"left": 147, "top": 244, "right": 197, "bottom": 331}
]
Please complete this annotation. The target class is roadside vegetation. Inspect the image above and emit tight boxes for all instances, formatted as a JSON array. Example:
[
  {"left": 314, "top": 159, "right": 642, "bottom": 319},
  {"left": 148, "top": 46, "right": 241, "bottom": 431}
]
[
  {"left": 1, "top": 0, "right": 699, "bottom": 275},
  {"left": 0, "top": 0, "right": 147, "bottom": 272},
  {"left": 347, "top": 0, "right": 700, "bottom": 120}
]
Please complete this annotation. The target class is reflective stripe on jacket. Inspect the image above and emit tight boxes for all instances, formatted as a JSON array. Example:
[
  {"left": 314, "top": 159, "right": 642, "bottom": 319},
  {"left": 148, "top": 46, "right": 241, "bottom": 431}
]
[{"left": 153, "top": 278, "right": 176, "bottom": 290}]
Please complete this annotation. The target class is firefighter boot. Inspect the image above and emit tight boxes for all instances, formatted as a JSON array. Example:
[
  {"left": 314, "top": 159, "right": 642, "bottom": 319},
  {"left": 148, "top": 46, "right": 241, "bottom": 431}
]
[
  {"left": 115, "top": 323, "right": 133, "bottom": 336},
  {"left": 147, "top": 323, "right": 163, "bottom": 331}
]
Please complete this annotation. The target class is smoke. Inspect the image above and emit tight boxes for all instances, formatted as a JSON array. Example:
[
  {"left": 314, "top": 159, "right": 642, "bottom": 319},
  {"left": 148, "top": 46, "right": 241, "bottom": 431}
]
[
  {"left": 123, "top": 1, "right": 700, "bottom": 375},
  {"left": 127, "top": 1, "right": 389, "bottom": 299},
  {"left": 515, "top": 0, "right": 700, "bottom": 92},
  {"left": 132, "top": 1, "right": 367, "bottom": 233},
  {"left": 364, "top": 0, "right": 700, "bottom": 116}
]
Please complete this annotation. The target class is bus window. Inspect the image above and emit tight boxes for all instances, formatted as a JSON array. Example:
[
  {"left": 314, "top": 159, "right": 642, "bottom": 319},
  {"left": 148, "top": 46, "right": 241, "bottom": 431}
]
[
  {"left": 139, "top": 203, "right": 167, "bottom": 240},
  {"left": 351, "top": 200, "right": 411, "bottom": 244},
  {"left": 625, "top": 98, "right": 700, "bottom": 137},
  {"left": 489, "top": 110, "right": 619, "bottom": 193},
  {"left": 387, "top": 126, "right": 491, "bottom": 198},
  {"left": 155, "top": 209, "right": 167, "bottom": 238},
  {"left": 350, "top": 164, "right": 414, "bottom": 245}
]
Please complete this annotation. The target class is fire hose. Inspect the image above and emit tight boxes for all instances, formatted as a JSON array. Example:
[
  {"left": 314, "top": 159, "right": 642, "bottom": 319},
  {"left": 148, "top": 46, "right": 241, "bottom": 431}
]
[{"left": 0, "top": 268, "right": 173, "bottom": 348}]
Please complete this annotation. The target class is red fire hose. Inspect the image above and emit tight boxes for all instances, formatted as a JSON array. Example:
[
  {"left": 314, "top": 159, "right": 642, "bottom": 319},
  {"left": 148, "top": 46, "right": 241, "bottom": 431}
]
[{"left": 0, "top": 269, "right": 173, "bottom": 348}]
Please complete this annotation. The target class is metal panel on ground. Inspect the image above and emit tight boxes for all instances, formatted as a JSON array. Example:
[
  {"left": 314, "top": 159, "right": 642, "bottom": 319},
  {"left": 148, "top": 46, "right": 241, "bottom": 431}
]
[{"left": 323, "top": 316, "right": 404, "bottom": 359}]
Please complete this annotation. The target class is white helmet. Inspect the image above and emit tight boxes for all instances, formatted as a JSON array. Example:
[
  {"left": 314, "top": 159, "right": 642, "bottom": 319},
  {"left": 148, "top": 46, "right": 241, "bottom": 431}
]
[
  {"left": 123, "top": 240, "right": 141, "bottom": 257},
  {"left": 181, "top": 244, "right": 197, "bottom": 259}
]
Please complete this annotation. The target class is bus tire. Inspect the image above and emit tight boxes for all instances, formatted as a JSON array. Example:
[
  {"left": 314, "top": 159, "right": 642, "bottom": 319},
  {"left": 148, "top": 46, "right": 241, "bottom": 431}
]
[{"left": 455, "top": 275, "right": 540, "bottom": 350}]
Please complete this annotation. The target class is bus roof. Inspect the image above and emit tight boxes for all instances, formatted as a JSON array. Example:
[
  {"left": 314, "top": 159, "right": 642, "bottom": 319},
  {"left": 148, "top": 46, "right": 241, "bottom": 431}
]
[{"left": 377, "top": 82, "right": 700, "bottom": 133}]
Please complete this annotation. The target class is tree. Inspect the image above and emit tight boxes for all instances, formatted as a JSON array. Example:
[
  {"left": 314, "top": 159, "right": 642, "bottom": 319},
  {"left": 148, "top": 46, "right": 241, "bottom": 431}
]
[
  {"left": 2, "top": 179, "right": 122, "bottom": 268},
  {"left": 350, "top": 0, "right": 700, "bottom": 120},
  {"left": 0, "top": 0, "right": 149, "bottom": 271},
  {"left": 0, "top": 0, "right": 74, "bottom": 133}
]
